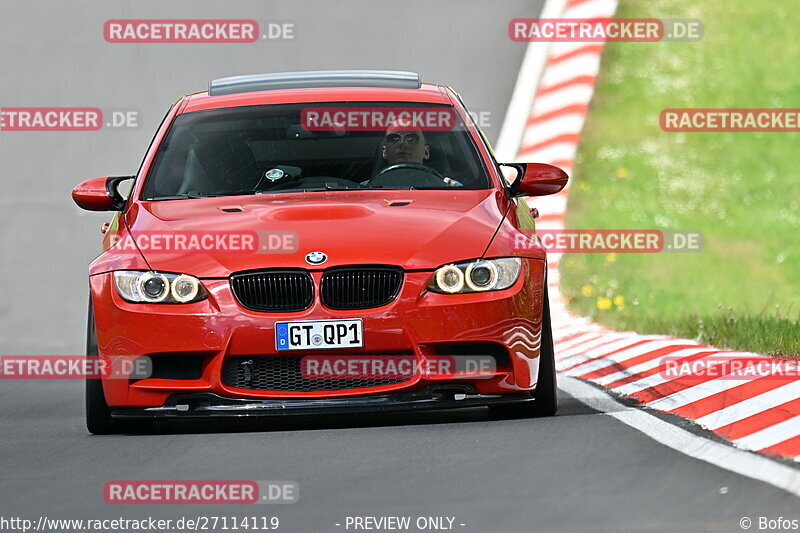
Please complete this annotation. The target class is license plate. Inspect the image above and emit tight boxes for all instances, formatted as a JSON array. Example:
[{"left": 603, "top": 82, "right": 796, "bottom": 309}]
[{"left": 275, "top": 319, "right": 363, "bottom": 351}]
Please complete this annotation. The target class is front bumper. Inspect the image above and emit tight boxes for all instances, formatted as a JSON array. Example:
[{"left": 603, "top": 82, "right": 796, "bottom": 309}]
[{"left": 90, "top": 259, "right": 546, "bottom": 408}]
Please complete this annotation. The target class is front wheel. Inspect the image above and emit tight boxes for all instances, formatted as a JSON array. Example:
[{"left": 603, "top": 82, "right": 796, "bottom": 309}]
[
  {"left": 532, "top": 287, "right": 558, "bottom": 416},
  {"left": 491, "top": 288, "right": 558, "bottom": 418}
]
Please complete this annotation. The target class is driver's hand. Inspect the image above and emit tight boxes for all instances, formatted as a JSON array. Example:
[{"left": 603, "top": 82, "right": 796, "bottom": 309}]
[{"left": 443, "top": 177, "right": 463, "bottom": 187}]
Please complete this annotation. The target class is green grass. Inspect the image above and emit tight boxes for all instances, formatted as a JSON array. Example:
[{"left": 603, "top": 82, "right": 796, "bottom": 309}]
[{"left": 560, "top": 0, "right": 800, "bottom": 356}]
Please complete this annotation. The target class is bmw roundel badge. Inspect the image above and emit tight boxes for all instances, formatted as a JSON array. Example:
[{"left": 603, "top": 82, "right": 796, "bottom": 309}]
[{"left": 305, "top": 251, "right": 327, "bottom": 265}]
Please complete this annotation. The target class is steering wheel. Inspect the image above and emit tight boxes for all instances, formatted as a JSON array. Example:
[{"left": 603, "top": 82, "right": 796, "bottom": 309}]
[{"left": 372, "top": 163, "right": 447, "bottom": 182}]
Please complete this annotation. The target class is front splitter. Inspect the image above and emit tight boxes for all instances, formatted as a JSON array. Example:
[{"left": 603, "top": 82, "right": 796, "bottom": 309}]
[{"left": 111, "top": 386, "right": 533, "bottom": 419}]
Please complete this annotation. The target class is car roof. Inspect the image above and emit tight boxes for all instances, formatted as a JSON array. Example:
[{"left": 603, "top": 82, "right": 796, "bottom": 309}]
[
  {"left": 182, "top": 83, "right": 453, "bottom": 114},
  {"left": 179, "top": 71, "right": 455, "bottom": 114}
]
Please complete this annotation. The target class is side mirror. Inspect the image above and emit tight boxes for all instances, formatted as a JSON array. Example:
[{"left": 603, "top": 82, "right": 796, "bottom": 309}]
[
  {"left": 503, "top": 163, "right": 568, "bottom": 197},
  {"left": 71, "top": 176, "right": 134, "bottom": 211}
]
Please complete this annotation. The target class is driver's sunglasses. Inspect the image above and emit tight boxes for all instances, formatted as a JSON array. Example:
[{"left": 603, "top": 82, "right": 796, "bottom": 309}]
[{"left": 385, "top": 132, "right": 421, "bottom": 145}]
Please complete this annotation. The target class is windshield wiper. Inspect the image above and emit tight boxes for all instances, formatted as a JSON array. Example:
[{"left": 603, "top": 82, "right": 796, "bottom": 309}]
[
  {"left": 256, "top": 187, "right": 346, "bottom": 194},
  {"left": 144, "top": 193, "right": 213, "bottom": 200},
  {"left": 145, "top": 190, "right": 259, "bottom": 200},
  {"left": 359, "top": 185, "right": 417, "bottom": 190},
  {"left": 257, "top": 185, "right": 418, "bottom": 194},
  {"left": 148, "top": 184, "right": 421, "bottom": 200}
]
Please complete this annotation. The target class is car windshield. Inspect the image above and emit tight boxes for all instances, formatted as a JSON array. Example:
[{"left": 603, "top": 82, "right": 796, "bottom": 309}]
[{"left": 142, "top": 102, "right": 490, "bottom": 200}]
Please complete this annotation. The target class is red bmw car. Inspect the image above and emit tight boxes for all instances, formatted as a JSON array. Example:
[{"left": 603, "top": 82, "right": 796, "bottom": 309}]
[{"left": 72, "top": 70, "right": 568, "bottom": 434}]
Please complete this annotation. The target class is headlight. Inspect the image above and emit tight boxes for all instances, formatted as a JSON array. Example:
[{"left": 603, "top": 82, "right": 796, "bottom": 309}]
[
  {"left": 427, "top": 258, "right": 521, "bottom": 294},
  {"left": 113, "top": 271, "right": 207, "bottom": 304}
]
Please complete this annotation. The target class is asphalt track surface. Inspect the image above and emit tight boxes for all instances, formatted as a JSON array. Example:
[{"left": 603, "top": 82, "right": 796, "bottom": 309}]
[
  {"left": 0, "top": 2, "right": 798, "bottom": 532},
  {"left": 2, "top": 381, "right": 798, "bottom": 532}
]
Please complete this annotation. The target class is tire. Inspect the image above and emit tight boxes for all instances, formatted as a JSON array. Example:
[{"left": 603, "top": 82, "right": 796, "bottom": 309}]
[
  {"left": 85, "top": 298, "right": 121, "bottom": 435},
  {"left": 490, "top": 287, "right": 558, "bottom": 418},
  {"left": 532, "top": 288, "right": 558, "bottom": 416}
]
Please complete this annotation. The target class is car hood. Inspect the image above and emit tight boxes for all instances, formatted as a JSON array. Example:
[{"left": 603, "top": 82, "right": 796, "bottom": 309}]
[{"left": 124, "top": 190, "right": 509, "bottom": 278}]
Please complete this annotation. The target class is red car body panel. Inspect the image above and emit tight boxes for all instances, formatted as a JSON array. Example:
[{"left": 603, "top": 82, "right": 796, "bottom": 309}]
[
  {"left": 83, "top": 80, "right": 555, "bottom": 412},
  {"left": 110, "top": 189, "right": 531, "bottom": 278}
]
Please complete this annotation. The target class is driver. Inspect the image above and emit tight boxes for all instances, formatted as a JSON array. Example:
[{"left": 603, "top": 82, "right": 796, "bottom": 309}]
[{"left": 380, "top": 123, "right": 462, "bottom": 187}]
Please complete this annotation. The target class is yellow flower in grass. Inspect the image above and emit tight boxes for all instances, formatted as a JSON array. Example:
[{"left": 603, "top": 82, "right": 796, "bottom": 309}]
[
  {"left": 613, "top": 295, "right": 625, "bottom": 306},
  {"left": 581, "top": 285, "right": 594, "bottom": 297},
  {"left": 596, "top": 297, "right": 612, "bottom": 310},
  {"left": 578, "top": 181, "right": 591, "bottom": 191},
  {"left": 616, "top": 167, "right": 628, "bottom": 179},
  {"left": 606, "top": 253, "right": 617, "bottom": 263}
]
